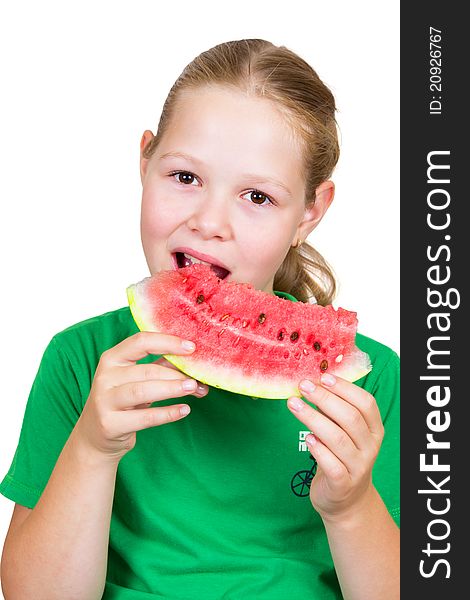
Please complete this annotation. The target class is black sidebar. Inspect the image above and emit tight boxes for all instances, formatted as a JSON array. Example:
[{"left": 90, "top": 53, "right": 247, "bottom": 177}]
[{"left": 401, "top": 3, "right": 467, "bottom": 598}]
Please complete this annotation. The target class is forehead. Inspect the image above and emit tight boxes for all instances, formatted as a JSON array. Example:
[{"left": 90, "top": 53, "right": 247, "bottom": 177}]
[{"left": 157, "top": 86, "right": 305, "bottom": 192}]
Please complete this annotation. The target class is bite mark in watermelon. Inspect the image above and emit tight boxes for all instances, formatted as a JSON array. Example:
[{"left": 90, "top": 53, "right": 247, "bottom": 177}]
[{"left": 126, "top": 264, "right": 372, "bottom": 399}]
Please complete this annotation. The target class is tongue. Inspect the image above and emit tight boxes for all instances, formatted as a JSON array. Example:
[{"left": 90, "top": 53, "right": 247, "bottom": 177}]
[
  {"left": 210, "top": 264, "right": 229, "bottom": 279},
  {"left": 179, "top": 253, "right": 228, "bottom": 279}
]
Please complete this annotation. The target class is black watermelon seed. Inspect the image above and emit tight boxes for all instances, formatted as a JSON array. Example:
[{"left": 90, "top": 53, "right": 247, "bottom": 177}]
[
  {"left": 258, "top": 313, "right": 266, "bottom": 324},
  {"left": 277, "top": 330, "right": 285, "bottom": 341},
  {"left": 196, "top": 294, "right": 205, "bottom": 304},
  {"left": 290, "top": 331, "right": 299, "bottom": 342},
  {"left": 320, "top": 360, "right": 328, "bottom": 371},
  {"left": 313, "top": 342, "right": 321, "bottom": 351}
]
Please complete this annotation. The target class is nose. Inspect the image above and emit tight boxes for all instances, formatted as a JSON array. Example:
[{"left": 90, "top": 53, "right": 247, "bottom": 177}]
[{"left": 186, "top": 190, "right": 232, "bottom": 240}]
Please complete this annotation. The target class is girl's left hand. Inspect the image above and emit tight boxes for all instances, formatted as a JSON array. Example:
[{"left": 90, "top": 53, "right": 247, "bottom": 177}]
[{"left": 287, "top": 374, "right": 384, "bottom": 522}]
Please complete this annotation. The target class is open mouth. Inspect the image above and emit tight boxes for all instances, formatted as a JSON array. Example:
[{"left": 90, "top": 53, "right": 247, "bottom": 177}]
[{"left": 173, "top": 252, "right": 230, "bottom": 280}]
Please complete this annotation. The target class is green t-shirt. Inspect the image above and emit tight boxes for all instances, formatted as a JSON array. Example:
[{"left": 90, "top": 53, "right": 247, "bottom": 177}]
[{"left": 1, "top": 293, "right": 400, "bottom": 600}]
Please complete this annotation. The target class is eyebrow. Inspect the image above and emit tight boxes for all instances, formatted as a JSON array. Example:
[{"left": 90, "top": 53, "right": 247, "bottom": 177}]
[{"left": 158, "top": 151, "right": 293, "bottom": 197}]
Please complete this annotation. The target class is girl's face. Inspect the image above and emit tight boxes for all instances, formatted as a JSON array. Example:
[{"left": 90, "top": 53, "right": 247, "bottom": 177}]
[{"left": 140, "top": 86, "right": 333, "bottom": 294}]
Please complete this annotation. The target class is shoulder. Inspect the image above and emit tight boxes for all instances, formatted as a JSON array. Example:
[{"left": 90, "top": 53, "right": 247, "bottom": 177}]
[
  {"left": 55, "top": 306, "right": 136, "bottom": 339},
  {"left": 354, "top": 332, "right": 400, "bottom": 407},
  {"left": 356, "top": 332, "right": 399, "bottom": 371},
  {"left": 49, "top": 306, "right": 138, "bottom": 365}
]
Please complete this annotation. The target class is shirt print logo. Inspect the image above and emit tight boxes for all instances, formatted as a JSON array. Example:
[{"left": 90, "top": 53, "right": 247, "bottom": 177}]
[
  {"left": 298, "top": 430, "right": 312, "bottom": 452},
  {"left": 291, "top": 431, "right": 318, "bottom": 497}
]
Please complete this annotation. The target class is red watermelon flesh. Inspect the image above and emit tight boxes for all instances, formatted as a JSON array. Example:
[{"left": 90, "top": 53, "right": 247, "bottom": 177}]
[{"left": 126, "top": 264, "right": 372, "bottom": 399}]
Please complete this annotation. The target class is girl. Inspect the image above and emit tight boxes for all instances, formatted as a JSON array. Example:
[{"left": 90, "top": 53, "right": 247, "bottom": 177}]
[{"left": 0, "top": 39, "right": 399, "bottom": 599}]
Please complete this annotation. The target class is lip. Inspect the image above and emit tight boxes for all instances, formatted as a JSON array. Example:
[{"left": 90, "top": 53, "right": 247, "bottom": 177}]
[{"left": 171, "top": 247, "right": 231, "bottom": 273}]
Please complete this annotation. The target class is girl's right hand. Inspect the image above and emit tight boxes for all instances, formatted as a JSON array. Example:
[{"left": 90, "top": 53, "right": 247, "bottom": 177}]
[{"left": 74, "top": 331, "right": 207, "bottom": 462}]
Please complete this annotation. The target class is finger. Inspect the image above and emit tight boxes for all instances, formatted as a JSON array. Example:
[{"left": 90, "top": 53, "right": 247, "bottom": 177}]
[
  {"left": 315, "top": 375, "right": 384, "bottom": 438},
  {"left": 104, "top": 363, "right": 209, "bottom": 399},
  {"left": 107, "top": 362, "right": 186, "bottom": 387},
  {"left": 101, "top": 331, "right": 197, "bottom": 367},
  {"left": 111, "top": 363, "right": 205, "bottom": 408},
  {"left": 297, "top": 381, "right": 372, "bottom": 451},
  {"left": 109, "top": 377, "right": 200, "bottom": 410},
  {"left": 115, "top": 403, "right": 192, "bottom": 433},
  {"left": 132, "top": 384, "right": 208, "bottom": 408},
  {"left": 153, "top": 356, "right": 180, "bottom": 369},
  {"left": 304, "top": 433, "right": 351, "bottom": 490},
  {"left": 152, "top": 357, "right": 209, "bottom": 397},
  {"left": 287, "top": 397, "right": 359, "bottom": 473},
  {"left": 106, "top": 363, "right": 209, "bottom": 398}
]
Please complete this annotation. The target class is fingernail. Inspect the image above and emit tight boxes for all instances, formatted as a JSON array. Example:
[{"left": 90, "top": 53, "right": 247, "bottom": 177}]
[
  {"left": 288, "top": 397, "right": 304, "bottom": 411},
  {"left": 182, "top": 340, "right": 196, "bottom": 351},
  {"left": 197, "top": 383, "right": 208, "bottom": 394},
  {"left": 306, "top": 433, "right": 316, "bottom": 446},
  {"left": 321, "top": 373, "right": 336, "bottom": 386},
  {"left": 299, "top": 379, "right": 315, "bottom": 393},
  {"left": 180, "top": 405, "right": 191, "bottom": 416},
  {"left": 182, "top": 379, "right": 197, "bottom": 391}
]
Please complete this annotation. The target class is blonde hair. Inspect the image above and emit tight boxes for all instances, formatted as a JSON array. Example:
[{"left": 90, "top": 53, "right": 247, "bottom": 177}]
[{"left": 143, "top": 39, "right": 340, "bottom": 305}]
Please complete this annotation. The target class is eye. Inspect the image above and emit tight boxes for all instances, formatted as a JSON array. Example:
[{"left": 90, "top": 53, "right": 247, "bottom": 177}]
[
  {"left": 242, "top": 190, "right": 274, "bottom": 207},
  {"left": 170, "top": 171, "right": 199, "bottom": 186}
]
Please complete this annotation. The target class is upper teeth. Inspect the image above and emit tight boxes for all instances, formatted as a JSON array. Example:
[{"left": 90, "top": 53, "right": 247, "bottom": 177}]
[{"left": 184, "top": 252, "right": 212, "bottom": 266}]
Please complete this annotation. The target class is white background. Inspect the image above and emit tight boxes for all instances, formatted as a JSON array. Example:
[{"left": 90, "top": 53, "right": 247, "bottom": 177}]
[{"left": 0, "top": 0, "right": 399, "bottom": 584}]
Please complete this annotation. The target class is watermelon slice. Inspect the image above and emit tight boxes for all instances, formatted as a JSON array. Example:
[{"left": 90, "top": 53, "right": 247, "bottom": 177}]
[{"left": 126, "top": 264, "right": 372, "bottom": 399}]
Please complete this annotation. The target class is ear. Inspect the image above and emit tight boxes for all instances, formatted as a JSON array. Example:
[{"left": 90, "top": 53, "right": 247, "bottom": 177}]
[
  {"left": 293, "top": 180, "right": 335, "bottom": 245},
  {"left": 140, "top": 130, "right": 156, "bottom": 183}
]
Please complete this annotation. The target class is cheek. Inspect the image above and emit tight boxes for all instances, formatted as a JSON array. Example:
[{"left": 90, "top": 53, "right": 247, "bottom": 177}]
[
  {"left": 140, "top": 188, "right": 178, "bottom": 239},
  {"left": 240, "top": 213, "right": 290, "bottom": 249},
  {"left": 241, "top": 217, "right": 294, "bottom": 274},
  {"left": 238, "top": 227, "right": 286, "bottom": 268}
]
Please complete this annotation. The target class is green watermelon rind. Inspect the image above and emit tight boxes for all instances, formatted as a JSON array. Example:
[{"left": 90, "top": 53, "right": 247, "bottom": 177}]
[
  {"left": 127, "top": 283, "right": 157, "bottom": 334},
  {"left": 161, "top": 351, "right": 372, "bottom": 399}
]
